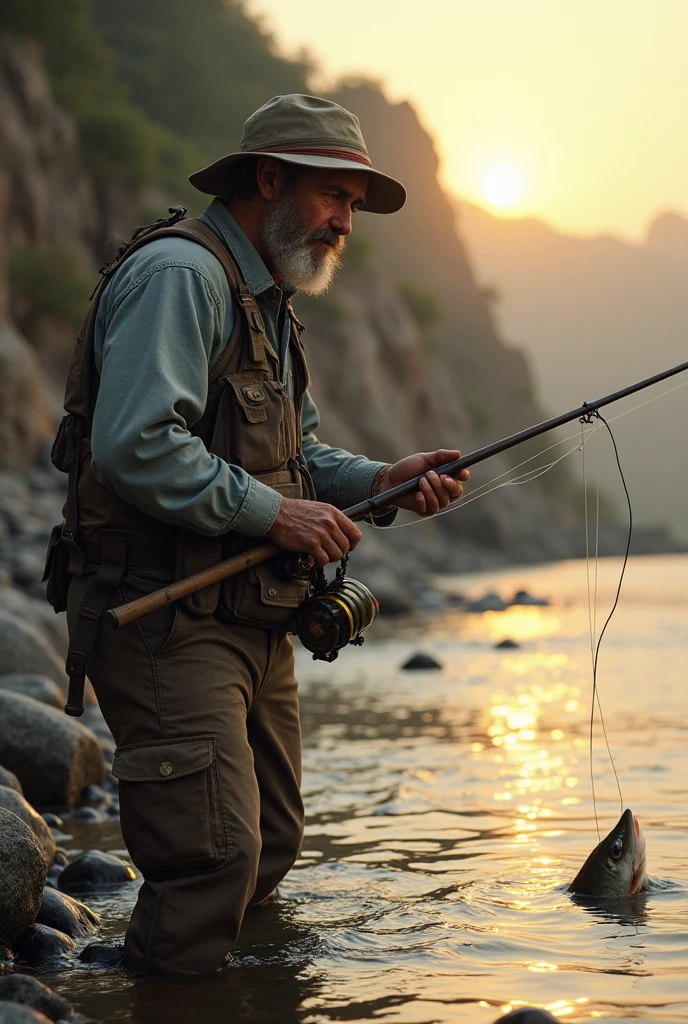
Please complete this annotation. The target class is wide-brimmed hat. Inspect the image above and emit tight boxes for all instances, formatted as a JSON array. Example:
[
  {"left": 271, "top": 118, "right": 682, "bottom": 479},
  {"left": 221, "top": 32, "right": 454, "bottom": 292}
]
[{"left": 189, "top": 94, "right": 406, "bottom": 215}]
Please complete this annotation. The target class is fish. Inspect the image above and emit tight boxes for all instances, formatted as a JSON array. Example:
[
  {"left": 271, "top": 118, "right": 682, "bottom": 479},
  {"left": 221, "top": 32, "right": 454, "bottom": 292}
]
[{"left": 568, "top": 808, "right": 647, "bottom": 898}]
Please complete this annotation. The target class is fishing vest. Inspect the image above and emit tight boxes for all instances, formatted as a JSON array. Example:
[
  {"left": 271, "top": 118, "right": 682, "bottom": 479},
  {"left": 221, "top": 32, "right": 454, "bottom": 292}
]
[{"left": 45, "top": 210, "right": 316, "bottom": 713}]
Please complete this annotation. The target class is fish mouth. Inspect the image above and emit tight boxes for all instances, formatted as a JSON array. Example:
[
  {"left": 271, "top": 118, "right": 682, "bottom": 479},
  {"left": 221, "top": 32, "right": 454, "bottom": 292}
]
[{"left": 629, "top": 813, "right": 647, "bottom": 895}]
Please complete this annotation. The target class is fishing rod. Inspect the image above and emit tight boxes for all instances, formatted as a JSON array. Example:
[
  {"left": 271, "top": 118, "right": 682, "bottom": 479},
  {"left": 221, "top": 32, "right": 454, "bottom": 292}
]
[{"left": 108, "top": 359, "right": 688, "bottom": 649}]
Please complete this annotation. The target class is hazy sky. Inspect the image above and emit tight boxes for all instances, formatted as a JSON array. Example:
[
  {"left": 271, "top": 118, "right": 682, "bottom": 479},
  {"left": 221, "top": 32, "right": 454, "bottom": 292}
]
[{"left": 248, "top": 0, "right": 688, "bottom": 241}]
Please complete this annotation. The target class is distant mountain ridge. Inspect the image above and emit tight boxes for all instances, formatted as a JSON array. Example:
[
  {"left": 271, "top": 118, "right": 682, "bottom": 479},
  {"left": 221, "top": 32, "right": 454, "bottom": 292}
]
[{"left": 457, "top": 200, "right": 688, "bottom": 542}]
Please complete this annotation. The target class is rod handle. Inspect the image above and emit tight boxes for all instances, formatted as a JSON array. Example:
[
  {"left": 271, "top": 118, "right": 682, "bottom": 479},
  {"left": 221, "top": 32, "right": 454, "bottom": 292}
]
[{"left": 106, "top": 543, "right": 280, "bottom": 628}]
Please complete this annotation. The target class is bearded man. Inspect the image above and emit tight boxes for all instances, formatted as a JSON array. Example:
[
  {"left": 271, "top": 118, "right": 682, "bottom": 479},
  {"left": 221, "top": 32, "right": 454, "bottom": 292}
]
[{"left": 58, "top": 94, "right": 468, "bottom": 973}]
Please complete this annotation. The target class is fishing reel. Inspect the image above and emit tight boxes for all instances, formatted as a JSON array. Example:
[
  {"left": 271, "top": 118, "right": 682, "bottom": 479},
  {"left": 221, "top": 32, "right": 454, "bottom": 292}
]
[{"left": 275, "top": 553, "right": 379, "bottom": 662}]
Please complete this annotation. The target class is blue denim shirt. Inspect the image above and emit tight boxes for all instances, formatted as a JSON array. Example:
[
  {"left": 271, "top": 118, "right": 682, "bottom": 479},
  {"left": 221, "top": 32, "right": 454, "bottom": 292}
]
[{"left": 90, "top": 200, "right": 386, "bottom": 537}]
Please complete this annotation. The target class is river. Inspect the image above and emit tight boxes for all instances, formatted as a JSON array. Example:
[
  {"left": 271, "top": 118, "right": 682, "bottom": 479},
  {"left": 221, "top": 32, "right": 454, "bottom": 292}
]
[{"left": 41, "top": 554, "right": 688, "bottom": 1022}]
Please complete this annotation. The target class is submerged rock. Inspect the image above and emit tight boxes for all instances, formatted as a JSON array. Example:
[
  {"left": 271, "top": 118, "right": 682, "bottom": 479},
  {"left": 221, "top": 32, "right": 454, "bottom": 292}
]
[
  {"left": 0, "top": 675, "right": 64, "bottom": 710},
  {"left": 495, "top": 638, "right": 520, "bottom": 649},
  {"left": 0, "top": 691, "right": 105, "bottom": 810},
  {"left": 58, "top": 850, "right": 136, "bottom": 894},
  {"left": 401, "top": 651, "right": 442, "bottom": 670},
  {"left": 0, "top": 789, "right": 56, "bottom": 867},
  {"left": 466, "top": 592, "right": 508, "bottom": 612},
  {"left": 0, "top": 613, "right": 65, "bottom": 693},
  {"left": 493, "top": 1010, "right": 559, "bottom": 1024},
  {"left": 78, "top": 942, "right": 125, "bottom": 969},
  {"left": 12, "top": 924, "right": 75, "bottom": 966},
  {"left": 0, "top": 767, "right": 22, "bottom": 795},
  {"left": 36, "top": 886, "right": 99, "bottom": 938},
  {"left": 0, "top": 975, "right": 71, "bottom": 1023},
  {"left": 0, "top": 808, "right": 47, "bottom": 947},
  {"left": 0, "top": 1003, "right": 53, "bottom": 1024},
  {"left": 71, "top": 806, "right": 102, "bottom": 823}
]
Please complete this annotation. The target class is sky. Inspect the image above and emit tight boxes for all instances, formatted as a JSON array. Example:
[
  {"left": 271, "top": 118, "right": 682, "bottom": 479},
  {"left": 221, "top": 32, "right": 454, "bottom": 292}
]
[{"left": 247, "top": 0, "right": 688, "bottom": 241}]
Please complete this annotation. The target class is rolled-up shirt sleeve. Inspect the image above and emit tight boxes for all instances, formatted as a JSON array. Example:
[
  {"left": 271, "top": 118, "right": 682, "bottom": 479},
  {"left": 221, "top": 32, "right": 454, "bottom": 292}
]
[
  {"left": 91, "top": 258, "right": 281, "bottom": 537},
  {"left": 300, "top": 390, "right": 389, "bottom": 509}
]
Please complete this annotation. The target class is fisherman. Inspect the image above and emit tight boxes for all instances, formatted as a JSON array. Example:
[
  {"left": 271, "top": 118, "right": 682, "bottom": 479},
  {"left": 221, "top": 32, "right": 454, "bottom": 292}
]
[{"left": 56, "top": 94, "right": 469, "bottom": 973}]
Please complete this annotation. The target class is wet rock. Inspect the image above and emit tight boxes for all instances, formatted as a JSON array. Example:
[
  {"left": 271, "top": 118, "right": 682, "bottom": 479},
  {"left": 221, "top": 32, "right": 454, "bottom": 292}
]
[
  {"left": 0, "top": 675, "right": 64, "bottom": 710},
  {"left": 58, "top": 850, "right": 136, "bottom": 894},
  {"left": 40, "top": 813, "right": 62, "bottom": 829},
  {"left": 12, "top": 924, "right": 75, "bottom": 966},
  {"left": 0, "top": 691, "right": 105, "bottom": 810},
  {"left": 71, "top": 806, "right": 102, "bottom": 823},
  {"left": 80, "top": 784, "right": 110, "bottom": 809},
  {"left": 36, "top": 887, "right": 99, "bottom": 939},
  {"left": 0, "top": 808, "right": 47, "bottom": 947},
  {"left": 493, "top": 1010, "right": 559, "bottom": 1024},
  {"left": 78, "top": 942, "right": 124, "bottom": 969},
  {"left": 0, "top": 767, "right": 22, "bottom": 795},
  {"left": 401, "top": 651, "right": 443, "bottom": 670},
  {"left": 0, "top": 789, "right": 56, "bottom": 867},
  {"left": 0, "top": 1003, "right": 52, "bottom": 1024},
  {"left": 511, "top": 590, "right": 550, "bottom": 607},
  {"left": 0, "top": 975, "right": 71, "bottom": 1023},
  {"left": 495, "top": 638, "right": 520, "bottom": 649},
  {"left": 0, "top": 613, "right": 66, "bottom": 693},
  {"left": 466, "top": 592, "right": 508, "bottom": 612}
]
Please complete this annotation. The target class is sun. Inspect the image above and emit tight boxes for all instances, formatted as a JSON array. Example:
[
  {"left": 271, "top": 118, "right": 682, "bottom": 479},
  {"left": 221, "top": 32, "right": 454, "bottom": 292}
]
[{"left": 481, "top": 162, "right": 525, "bottom": 208}]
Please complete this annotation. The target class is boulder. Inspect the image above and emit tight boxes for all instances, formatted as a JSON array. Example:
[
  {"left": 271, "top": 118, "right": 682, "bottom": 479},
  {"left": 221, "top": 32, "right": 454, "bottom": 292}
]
[
  {"left": 0, "top": 976, "right": 71, "bottom": 1023},
  {"left": 0, "top": 675, "right": 64, "bottom": 710},
  {"left": 0, "top": 691, "right": 105, "bottom": 810},
  {"left": 0, "top": 613, "right": 66, "bottom": 693},
  {"left": 0, "top": 324, "right": 54, "bottom": 472},
  {"left": 36, "top": 886, "right": 99, "bottom": 939},
  {"left": 12, "top": 924, "right": 75, "bottom": 966},
  {"left": 0, "top": 808, "right": 46, "bottom": 947},
  {"left": 58, "top": 851, "right": 136, "bottom": 894},
  {"left": 401, "top": 651, "right": 443, "bottom": 670},
  {"left": 0, "top": 1004, "right": 52, "bottom": 1024},
  {"left": 0, "top": 767, "right": 21, "bottom": 795},
  {"left": 0, "top": 789, "right": 55, "bottom": 867}
]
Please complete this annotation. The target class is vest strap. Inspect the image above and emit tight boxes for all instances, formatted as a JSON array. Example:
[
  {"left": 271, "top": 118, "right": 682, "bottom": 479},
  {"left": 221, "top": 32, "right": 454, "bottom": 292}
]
[
  {"left": 237, "top": 285, "right": 268, "bottom": 366},
  {"left": 64, "top": 532, "right": 127, "bottom": 717},
  {"left": 62, "top": 415, "right": 86, "bottom": 575}
]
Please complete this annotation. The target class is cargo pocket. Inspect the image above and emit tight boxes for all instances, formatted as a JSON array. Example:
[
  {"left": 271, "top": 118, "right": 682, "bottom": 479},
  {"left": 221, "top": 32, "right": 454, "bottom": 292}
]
[
  {"left": 42, "top": 524, "right": 71, "bottom": 613},
  {"left": 218, "top": 559, "right": 309, "bottom": 629},
  {"left": 112, "top": 735, "right": 226, "bottom": 878}
]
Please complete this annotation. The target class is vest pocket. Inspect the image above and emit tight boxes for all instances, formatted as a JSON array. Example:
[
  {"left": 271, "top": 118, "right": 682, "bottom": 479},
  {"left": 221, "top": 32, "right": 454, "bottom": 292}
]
[
  {"left": 112, "top": 735, "right": 226, "bottom": 878},
  {"left": 210, "top": 373, "right": 290, "bottom": 474}
]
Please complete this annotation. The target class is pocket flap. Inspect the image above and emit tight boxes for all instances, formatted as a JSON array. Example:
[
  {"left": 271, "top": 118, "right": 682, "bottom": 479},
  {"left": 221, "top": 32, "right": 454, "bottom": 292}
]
[
  {"left": 112, "top": 735, "right": 215, "bottom": 782},
  {"left": 226, "top": 377, "right": 269, "bottom": 423}
]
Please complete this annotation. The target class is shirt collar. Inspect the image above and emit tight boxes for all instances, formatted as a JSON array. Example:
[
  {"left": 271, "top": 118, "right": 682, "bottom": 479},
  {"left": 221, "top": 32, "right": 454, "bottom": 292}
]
[{"left": 200, "top": 198, "right": 277, "bottom": 296}]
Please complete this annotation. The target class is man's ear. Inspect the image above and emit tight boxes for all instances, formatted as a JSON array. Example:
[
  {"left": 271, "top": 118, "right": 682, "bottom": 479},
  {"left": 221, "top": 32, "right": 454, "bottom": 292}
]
[{"left": 256, "top": 157, "right": 282, "bottom": 201}]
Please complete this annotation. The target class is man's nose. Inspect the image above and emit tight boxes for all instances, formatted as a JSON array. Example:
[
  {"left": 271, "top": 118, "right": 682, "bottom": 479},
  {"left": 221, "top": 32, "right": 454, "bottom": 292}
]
[{"left": 329, "top": 209, "right": 353, "bottom": 236}]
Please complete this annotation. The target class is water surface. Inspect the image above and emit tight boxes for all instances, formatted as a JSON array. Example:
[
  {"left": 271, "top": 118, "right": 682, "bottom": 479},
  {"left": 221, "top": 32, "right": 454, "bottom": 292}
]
[{"left": 42, "top": 554, "right": 688, "bottom": 1022}]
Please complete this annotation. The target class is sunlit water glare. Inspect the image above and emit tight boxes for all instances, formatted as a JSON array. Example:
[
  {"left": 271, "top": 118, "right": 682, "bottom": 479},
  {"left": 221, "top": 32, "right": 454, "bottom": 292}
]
[{"left": 42, "top": 555, "right": 688, "bottom": 1023}]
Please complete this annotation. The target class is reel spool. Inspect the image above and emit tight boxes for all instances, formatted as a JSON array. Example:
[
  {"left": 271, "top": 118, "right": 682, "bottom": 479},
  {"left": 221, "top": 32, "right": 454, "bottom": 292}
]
[{"left": 295, "top": 560, "right": 379, "bottom": 662}]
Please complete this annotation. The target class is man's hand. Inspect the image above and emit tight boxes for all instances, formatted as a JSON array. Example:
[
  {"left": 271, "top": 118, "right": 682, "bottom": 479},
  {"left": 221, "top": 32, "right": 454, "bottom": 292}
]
[
  {"left": 373, "top": 449, "right": 470, "bottom": 516},
  {"left": 266, "top": 496, "right": 362, "bottom": 566}
]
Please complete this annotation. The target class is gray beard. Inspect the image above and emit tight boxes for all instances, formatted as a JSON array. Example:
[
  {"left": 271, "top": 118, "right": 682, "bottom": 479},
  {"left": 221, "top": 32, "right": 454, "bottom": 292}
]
[{"left": 260, "top": 189, "right": 344, "bottom": 295}]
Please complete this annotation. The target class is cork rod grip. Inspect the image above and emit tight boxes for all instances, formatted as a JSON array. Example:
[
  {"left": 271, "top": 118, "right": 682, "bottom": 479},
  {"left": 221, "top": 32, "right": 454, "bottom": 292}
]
[{"left": 106, "top": 542, "right": 280, "bottom": 628}]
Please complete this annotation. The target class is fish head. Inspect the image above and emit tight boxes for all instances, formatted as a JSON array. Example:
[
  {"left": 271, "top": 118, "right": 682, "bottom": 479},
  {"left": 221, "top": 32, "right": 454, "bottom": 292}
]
[{"left": 568, "top": 808, "right": 647, "bottom": 898}]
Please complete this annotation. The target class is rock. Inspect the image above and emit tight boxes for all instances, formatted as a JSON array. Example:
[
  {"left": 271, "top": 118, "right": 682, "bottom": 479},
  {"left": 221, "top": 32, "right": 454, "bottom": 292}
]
[
  {"left": 40, "top": 813, "right": 62, "bottom": 829},
  {"left": 0, "top": 976, "right": 71, "bottom": 1023},
  {"left": 79, "top": 784, "right": 110, "bottom": 809},
  {"left": 0, "top": 1004, "right": 52, "bottom": 1024},
  {"left": 0, "top": 808, "right": 47, "bottom": 947},
  {"left": 401, "top": 651, "right": 443, "bottom": 670},
  {"left": 78, "top": 942, "right": 124, "bottom": 969},
  {"left": 0, "top": 767, "right": 21, "bottom": 795},
  {"left": 12, "top": 924, "right": 75, "bottom": 966},
  {"left": 0, "top": 324, "right": 54, "bottom": 473},
  {"left": 0, "top": 613, "right": 66, "bottom": 693},
  {"left": 58, "top": 851, "right": 136, "bottom": 894},
  {"left": 36, "top": 887, "right": 99, "bottom": 939},
  {"left": 466, "top": 592, "right": 509, "bottom": 612},
  {"left": 0, "top": 675, "right": 64, "bottom": 710},
  {"left": 511, "top": 590, "right": 550, "bottom": 607},
  {"left": 492, "top": 1011, "right": 559, "bottom": 1024},
  {"left": 0, "top": 789, "right": 55, "bottom": 867},
  {"left": 0, "top": 691, "right": 105, "bottom": 810},
  {"left": 71, "top": 806, "right": 101, "bottom": 823},
  {"left": 495, "top": 638, "right": 520, "bottom": 649}
]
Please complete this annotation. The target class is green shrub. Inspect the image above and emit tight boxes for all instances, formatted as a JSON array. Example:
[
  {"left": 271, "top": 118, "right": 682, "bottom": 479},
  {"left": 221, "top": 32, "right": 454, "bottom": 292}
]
[
  {"left": 397, "top": 281, "right": 444, "bottom": 330},
  {"left": 8, "top": 247, "right": 93, "bottom": 333}
]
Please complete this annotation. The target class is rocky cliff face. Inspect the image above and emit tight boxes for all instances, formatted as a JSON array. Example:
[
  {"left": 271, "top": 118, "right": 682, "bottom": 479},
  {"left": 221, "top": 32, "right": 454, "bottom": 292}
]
[{"left": 0, "top": 42, "right": 588, "bottom": 609}]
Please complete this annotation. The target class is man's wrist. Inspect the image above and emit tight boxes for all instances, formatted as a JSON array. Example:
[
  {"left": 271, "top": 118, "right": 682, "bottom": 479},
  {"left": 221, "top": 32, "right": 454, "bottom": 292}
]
[{"left": 371, "top": 465, "right": 391, "bottom": 498}]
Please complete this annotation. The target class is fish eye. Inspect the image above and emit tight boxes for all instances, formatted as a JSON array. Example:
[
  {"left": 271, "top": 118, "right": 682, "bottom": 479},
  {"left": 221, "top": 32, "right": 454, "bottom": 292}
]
[{"left": 609, "top": 837, "right": 624, "bottom": 861}]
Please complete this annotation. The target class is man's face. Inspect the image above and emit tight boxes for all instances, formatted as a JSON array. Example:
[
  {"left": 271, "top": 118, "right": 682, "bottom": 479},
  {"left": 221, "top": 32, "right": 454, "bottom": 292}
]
[{"left": 260, "top": 166, "right": 368, "bottom": 295}]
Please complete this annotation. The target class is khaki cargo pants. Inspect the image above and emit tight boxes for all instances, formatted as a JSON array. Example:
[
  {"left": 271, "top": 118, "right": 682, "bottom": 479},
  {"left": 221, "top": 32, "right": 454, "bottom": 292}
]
[{"left": 67, "top": 569, "right": 304, "bottom": 974}]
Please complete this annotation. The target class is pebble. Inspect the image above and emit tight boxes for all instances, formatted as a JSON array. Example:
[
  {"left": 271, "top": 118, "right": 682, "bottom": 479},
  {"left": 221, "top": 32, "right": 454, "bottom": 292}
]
[
  {"left": 78, "top": 942, "right": 125, "bottom": 969},
  {"left": 39, "top": 813, "right": 62, "bottom": 829},
  {"left": 58, "top": 850, "right": 136, "bottom": 894},
  {"left": 71, "top": 806, "right": 102, "bottom": 823}
]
